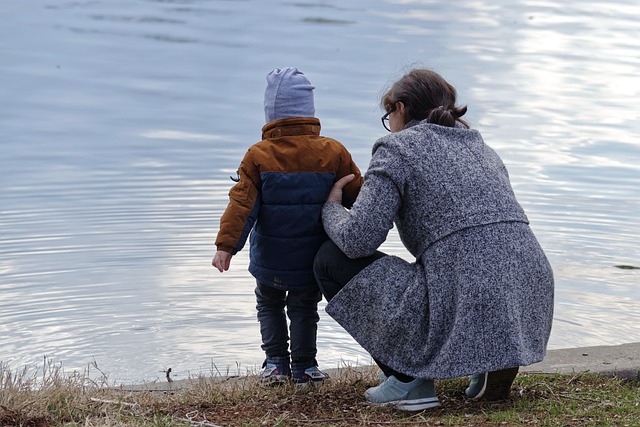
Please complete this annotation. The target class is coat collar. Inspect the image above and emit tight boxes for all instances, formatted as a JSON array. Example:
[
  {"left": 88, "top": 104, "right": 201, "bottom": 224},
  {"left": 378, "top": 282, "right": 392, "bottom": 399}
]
[{"left": 262, "top": 117, "right": 321, "bottom": 139}]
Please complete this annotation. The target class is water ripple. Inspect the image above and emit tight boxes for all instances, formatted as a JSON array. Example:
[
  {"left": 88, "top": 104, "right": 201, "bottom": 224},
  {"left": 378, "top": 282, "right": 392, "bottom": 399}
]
[{"left": 1, "top": 0, "right": 639, "bottom": 383}]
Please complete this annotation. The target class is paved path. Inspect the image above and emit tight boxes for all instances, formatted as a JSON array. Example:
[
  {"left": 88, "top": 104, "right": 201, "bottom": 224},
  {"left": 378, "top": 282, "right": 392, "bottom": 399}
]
[
  {"left": 119, "top": 342, "right": 640, "bottom": 392},
  {"left": 521, "top": 342, "right": 640, "bottom": 380}
]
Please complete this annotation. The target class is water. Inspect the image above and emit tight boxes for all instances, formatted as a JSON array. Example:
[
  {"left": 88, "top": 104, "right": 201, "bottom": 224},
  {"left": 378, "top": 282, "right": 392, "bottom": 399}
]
[{"left": 1, "top": 0, "right": 639, "bottom": 385}]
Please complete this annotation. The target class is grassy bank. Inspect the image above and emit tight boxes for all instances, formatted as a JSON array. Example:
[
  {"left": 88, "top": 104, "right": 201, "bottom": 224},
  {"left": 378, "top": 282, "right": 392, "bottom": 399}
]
[{"left": 1, "top": 362, "right": 638, "bottom": 426}]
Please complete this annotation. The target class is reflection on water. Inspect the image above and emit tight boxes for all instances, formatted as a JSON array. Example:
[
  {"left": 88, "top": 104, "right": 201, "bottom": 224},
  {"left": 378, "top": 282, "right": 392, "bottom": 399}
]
[{"left": 1, "top": 0, "right": 639, "bottom": 384}]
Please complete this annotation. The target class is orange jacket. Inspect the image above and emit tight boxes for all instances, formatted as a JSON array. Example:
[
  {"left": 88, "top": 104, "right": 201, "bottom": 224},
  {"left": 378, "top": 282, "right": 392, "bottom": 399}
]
[{"left": 215, "top": 117, "right": 363, "bottom": 290}]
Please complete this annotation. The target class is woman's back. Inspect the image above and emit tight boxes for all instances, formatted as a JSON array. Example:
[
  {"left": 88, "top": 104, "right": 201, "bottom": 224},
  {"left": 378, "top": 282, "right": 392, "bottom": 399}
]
[{"left": 370, "top": 121, "right": 529, "bottom": 257}]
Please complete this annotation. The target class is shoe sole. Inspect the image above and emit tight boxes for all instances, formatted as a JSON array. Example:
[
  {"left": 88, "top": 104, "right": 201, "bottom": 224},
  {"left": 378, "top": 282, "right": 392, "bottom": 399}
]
[
  {"left": 293, "top": 378, "right": 326, "bottom": 387},
  {"left": 260, "top": 375, "right": 290, "bottom": 385},
  {"left": 369, "top": 397, "right": 441, "bottom": 411},
  {"left": 395, "top": 397, "right": 441, "bottom": 411},
  {"left": 472, "top": 367, "right": 519, "bottom": 401}
]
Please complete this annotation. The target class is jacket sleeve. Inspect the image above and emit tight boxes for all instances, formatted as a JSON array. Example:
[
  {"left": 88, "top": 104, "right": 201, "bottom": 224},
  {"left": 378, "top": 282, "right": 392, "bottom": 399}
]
[
  {"left": 336, "top": 148, "right": 364, "bottom": 208},
  {"left": 214, "top": 149, "right": 261, "bottom": 254}
]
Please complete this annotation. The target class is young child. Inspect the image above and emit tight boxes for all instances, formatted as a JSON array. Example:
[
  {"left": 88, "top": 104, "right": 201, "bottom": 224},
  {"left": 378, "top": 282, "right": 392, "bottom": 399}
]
[{"left": 212, "top": 67, "right": 363, "bottom": 384}]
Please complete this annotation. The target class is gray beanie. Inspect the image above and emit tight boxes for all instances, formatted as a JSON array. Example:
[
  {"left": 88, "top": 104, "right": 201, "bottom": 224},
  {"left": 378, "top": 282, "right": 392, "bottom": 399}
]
[{"left": 264, "top": 67, "right": 315, "bottom": 123}]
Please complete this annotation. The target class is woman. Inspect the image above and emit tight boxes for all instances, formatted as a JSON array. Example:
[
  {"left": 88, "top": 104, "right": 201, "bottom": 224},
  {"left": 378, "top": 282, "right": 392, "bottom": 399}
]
[{"left": 314, "top": 68, "right": 554, "bottom": 411}]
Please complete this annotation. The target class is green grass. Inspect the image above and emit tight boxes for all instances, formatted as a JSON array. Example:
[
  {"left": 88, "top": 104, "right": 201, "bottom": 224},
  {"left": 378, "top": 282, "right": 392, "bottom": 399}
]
[{"left": 1, "top": 361, "right": 639, "bottom": 426}]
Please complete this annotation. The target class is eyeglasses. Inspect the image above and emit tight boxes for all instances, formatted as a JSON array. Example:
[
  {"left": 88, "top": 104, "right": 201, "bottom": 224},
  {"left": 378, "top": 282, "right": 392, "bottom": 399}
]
[{"left": 381, "top": 111, "right": 391, "bottom": 132}]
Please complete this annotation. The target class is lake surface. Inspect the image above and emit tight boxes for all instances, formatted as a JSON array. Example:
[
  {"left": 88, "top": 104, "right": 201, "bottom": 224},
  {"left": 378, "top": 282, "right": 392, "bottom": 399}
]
[{"left": 1, "top": 0, "right": 639, "bottom": 385}]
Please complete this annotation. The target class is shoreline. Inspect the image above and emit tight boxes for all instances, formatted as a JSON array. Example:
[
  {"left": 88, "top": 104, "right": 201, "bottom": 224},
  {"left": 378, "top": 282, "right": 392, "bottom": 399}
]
[{"left": 118, "top": 342, "right": 640, "bottom": 392}]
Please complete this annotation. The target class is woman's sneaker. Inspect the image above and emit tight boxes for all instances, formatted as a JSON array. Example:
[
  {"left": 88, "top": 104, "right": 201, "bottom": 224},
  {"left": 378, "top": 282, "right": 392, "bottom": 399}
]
[
  {"left": 465, "top": 367, "right": 519, "bottom": 401},
  {"left": 292, "top": 365, "right": 329, "bottom": 385},
  {"left": 364, "top": 375, "right": 440, "bottom": 411}
]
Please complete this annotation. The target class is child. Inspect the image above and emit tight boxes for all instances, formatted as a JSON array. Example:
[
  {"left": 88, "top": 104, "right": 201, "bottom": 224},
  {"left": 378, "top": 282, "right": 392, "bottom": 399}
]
[{"left": 212, "top": 67, "right": 363, "bottom": 384}]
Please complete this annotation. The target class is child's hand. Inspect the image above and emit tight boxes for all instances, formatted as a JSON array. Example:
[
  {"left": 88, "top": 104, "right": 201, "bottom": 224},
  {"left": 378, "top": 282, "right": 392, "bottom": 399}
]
[
  {"left": 212, "top": 250, "right": 233, "bottom": 272},
  {"left": 327, "top": 174, "right": 356, "bottom": 204}
]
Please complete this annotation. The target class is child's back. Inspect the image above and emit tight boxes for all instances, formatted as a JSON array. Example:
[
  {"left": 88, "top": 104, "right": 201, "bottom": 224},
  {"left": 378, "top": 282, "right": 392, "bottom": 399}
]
[{"left": 212, "top": 67, "right": 362, "bottom": 384}]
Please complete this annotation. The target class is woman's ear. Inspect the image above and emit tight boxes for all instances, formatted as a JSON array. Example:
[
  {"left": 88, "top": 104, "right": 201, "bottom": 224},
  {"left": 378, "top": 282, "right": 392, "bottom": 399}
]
[{"left": 395, "top": 101, "right": 407, "bottom": 127}]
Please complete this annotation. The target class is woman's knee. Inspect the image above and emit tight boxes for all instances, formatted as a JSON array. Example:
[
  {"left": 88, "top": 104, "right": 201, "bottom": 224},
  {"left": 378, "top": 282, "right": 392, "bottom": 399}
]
[
  {"left": 313, "top": 240, "right": 345, "bottom": 301},
  {"left": 313, "top": 241, "right": 332, "bottom": 274},
  {"left": 315, "top": 239, "right": 341, "bottom": 262}
]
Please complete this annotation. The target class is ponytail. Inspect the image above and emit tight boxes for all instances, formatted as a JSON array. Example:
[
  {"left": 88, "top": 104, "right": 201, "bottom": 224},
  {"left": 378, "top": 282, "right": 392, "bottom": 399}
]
[{"left": 427, "top": 105, "right": 468, "bottom": 128}]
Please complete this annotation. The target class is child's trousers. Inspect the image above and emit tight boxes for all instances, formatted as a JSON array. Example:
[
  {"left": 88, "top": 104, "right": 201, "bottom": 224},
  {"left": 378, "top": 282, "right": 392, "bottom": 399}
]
[{"left": 255, "top": 282, "right": 322, "bottom": 366}]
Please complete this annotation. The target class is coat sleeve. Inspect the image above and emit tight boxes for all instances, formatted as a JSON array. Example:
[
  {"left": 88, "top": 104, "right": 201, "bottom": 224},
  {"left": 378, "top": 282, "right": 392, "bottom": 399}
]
[
  {"left": 214, "top": 149, "right": 261, "bottom": 254},
  {"left": 336, "top": 147, "right": 364, "bottom": 208},
  {"left": 322, "top": 144, "right": 402, "bottom": 258}
]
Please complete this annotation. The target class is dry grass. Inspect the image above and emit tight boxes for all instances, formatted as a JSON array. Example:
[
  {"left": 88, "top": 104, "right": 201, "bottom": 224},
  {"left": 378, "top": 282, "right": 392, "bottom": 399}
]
[{"left": 1, "top": 359, "right": 639, "bottom": 426}]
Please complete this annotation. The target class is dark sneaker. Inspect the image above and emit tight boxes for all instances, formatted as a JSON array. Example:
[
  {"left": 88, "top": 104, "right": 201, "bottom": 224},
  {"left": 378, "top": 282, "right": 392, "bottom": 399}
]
[
  {"left": 260, "top": 357, "right": 290, "bottom": 384},
  {"left": 365, "top": 375, "right": 440, "bottom": 411},
  {"left": 465, "top": 367, "right": 519, "bottom": 401},
  {"left": 292, "top": 366, "right": 329, "bottom": 385}
]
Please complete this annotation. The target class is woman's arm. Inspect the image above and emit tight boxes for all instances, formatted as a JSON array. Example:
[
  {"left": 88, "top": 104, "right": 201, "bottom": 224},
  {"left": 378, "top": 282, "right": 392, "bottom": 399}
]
[{"left": 322, "top": 145, "right": 403, "bottom": 258}]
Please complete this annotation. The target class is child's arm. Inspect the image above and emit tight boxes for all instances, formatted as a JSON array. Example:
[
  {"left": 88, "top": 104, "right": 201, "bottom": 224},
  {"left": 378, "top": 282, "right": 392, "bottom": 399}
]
[
  {"left": 213, "top": 149, "right": 261, "bottom": 269},
  {"left": 211, "top": 250, "right": 233, "bottom": 272}
]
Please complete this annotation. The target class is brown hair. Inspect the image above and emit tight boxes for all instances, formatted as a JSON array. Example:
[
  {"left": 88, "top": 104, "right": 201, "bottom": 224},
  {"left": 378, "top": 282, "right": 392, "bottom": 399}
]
[{"left": 382, "top": 68, "right": 469, "bottom": 129}]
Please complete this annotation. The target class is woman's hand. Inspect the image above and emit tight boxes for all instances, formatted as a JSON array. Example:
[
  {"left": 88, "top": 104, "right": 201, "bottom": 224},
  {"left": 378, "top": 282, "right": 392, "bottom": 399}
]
[
  {"left": 327, "top": 174, "right": 356, "bottom": 204},
  {"left": 212, "top": 250, "right": 233, "bottom": 272}
]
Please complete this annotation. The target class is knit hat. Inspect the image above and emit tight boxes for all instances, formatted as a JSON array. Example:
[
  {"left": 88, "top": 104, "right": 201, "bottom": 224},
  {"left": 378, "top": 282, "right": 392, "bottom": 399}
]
[{"left": 264, "top": 67, "right": 315, "bottom": 123}]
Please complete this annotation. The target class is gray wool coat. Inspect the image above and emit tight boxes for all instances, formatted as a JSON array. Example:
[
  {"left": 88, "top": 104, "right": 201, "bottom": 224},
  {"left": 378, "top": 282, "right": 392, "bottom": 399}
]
[{"left": 322, "top": 120, "right": 554, "bottom": 380}]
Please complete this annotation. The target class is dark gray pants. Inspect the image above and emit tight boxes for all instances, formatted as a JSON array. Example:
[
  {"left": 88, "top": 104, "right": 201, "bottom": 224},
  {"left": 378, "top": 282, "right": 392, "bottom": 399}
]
[{"left": 255, "top": 282, "right": 321, "bottom": 366}]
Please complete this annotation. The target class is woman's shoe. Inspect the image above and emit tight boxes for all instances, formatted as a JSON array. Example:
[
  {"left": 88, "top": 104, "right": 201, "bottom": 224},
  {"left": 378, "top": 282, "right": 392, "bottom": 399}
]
[
  {"left": 465, "top": 367, "right": 519, "bottom": 401},
  {"left": 365, "top": 375, "right": 440, "bottom": 411}
]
